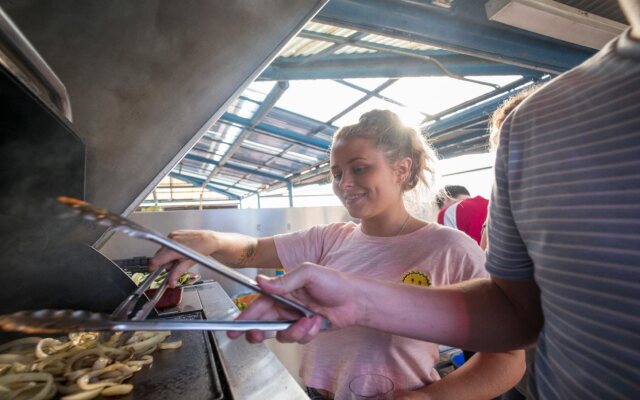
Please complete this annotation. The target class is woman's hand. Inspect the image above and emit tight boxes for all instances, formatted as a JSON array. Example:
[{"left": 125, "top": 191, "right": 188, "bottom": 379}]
[
  {"left": 228, "top": 263, "right": 364, "bottom": 343},
  {"left": 149, "top": 229, "right": 218, "bottom": 287}
]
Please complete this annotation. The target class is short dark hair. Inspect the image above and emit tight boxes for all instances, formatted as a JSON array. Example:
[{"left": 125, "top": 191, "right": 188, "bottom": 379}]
[{"left": 436, "top": 185, "right": 470, "bottom": 209}]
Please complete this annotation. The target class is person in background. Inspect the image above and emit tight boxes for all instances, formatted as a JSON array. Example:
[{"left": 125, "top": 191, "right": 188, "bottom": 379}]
[
  {"left": 437, "top": 185, "right": 489, "bottom": 246},
  {"left": 230, "top": 2, "right": 640, "bottom": 399},
  {"left": 151, "top": 110, "right": 524, "bottom": 400},
  {"left": 435, "top": 185, "right": 470, "bottom": 210}
]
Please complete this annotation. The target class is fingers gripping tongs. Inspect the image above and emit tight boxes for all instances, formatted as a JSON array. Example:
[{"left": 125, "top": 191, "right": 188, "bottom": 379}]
[{"left": 0, "top": 197, "right": 327, "bottom": 335}]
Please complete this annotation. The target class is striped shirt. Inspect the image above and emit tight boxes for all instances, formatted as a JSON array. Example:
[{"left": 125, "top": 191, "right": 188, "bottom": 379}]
[{"left": 486, "top": 30, "right": 640, "bottom": 400}]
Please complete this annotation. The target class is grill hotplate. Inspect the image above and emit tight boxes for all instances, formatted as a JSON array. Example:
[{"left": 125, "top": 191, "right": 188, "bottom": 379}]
[{"left": 100, "top": 311, "right": 232, "bottom": 400}]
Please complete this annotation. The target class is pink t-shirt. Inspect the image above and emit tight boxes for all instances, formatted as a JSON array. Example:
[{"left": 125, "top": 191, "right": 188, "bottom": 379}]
[{"left": 274, "top": 222, "right": 487, "bottom": 400}]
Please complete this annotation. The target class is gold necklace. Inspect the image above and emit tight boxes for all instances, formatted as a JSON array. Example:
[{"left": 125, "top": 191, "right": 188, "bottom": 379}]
[{"left": 396, "top": 213, "right": 411, "bottom": 236}]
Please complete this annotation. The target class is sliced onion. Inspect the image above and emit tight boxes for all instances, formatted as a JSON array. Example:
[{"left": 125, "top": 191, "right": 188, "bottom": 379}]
[
  {"left": 0, "top": 372, "right": 54, "bottom": 400},
  {"left": 60, "top": 387, "right": 102, "bottom": 400},
  {"left": 0, "top": 354, "right": 34, "bottom": 365},
  {"left": 91, "top": 356, "right": 111, "bottom": 370},
  {"left": 101, "top": 383, "right": 133, "bottom": 396},
  {"left": 75, "top": 363, "right": 131, "bottom": 390},
  {"left": 159, "top": 340, "right": 182, "bottom": 350},
  {"left": 35, "top": 338, "right": 65, "bottom": 359},
  {"left": 0, "top": 337, "right": 43, "bottom": 353},
  {"left": 125, "top": 332, "right": 170, "bottom": 354},
  {"left": 57, "top": 383, "right": 82, "bottom": 395},
  {"left": 64, "top": 368, "right": 91, "bottom": 382},
  {"left": 1, "top": 330, "right": 179, "bottom": 399}
]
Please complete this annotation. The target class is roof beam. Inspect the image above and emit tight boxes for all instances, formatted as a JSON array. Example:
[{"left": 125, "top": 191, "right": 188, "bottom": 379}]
[
  {"left": 169, "top": 172, "right": 242, "bottom": 200},
  {"left": 220, "top": 112, "right": 331, "bottom": 150},
  {"left": 422, "top": 76, "right": 541, "bottom": 123},
  {"left": 203, "top": 81, "right": 290, "bottom": 186},
  {"left": 171, "top": 172, "right": 255, "bottom": 193},
  {"left": 433, "top": 130, "right": 489, "bottom": 150},
  {"left": 295, "top": 30, "right": 499, "bottom": 88},
  {"left": 199, "top": 136, "right": 313, "bottom": 167},
  {"left": 335, "top": 79, "right": 430, "bottom": 117},
  {"left": 184, "top": 153, "right": 288, "bottom": 182},
  {"left": 423, "top": 93, "right": 508, "bottom": 138},
  {"left": 316, "top": 0, "right": 594, "bottom": 74},
  {"left": 326, "top": 78, "right": 397, "bottom": 126},
  {"left": 296, "top": 31, "right": 368, "bottom": 65},
  {"left": 218, "top": 82, "right": 289, "bottom": 167},
  {"left": 262, "top": 56, "right": 541, "bottom": 80},
  {"left": 423, "top": 78, "right": 546, "bottom": 138}
]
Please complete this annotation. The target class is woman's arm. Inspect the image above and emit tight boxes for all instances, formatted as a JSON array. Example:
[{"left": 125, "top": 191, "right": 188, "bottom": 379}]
[
  {"left": 396, "top": 350, "right": 525, "bottom": 400},
  {"left": 149, "top": 229, "right": 281, "bottom": 286}
]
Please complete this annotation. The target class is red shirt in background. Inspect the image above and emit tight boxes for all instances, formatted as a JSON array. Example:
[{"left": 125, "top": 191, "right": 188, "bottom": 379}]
[{"left": 437, "top": 196, "right": 489, "bottom": 245}]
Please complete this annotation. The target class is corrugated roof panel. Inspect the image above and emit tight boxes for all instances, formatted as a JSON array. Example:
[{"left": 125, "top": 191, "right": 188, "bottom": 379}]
[
  {"left": 227, "top": 97, "right": 260, "bottom": 120},
  {"left": 305, "top": 21, "right": 358, "bottom": 37},
  {"left": 194, "top": 141, "right": 229, "bottom": 156},
  {"left": 266, "top": 157, "right": 310, "bottom": 171},
  {"left": 286, "top": 144, "right": 329, "bottom": 160},
  {"left": 241, "top": 139, "right": 284, "bottom": 155},
  {"left": 232, "top": 160, "right": 286, "bottom": 178},
  {"left": 206, "top": 122, "right": 243, "bottom": 144},
  {"left": 279, "top": 37, "right": 334, "bottom": 58},
  {"left": 244, "top": 175, "right": 273, "bottom": 185},
  {"left": 246, "top": 131, "right": 294, "bottom": 150},
  {"left": 333, "top": 45, "right": 375, "bottom": 55},
  {"left": 361, "top": 33, "right": 440, "bottom": 51},
  {"left": 178, "top": 162, "right": 214, "bottom": 177},
  {"left": 216, "top": 167, "right": 249, "bottom": 180},
  {"left": 278, "top": 22, "right": 358, "bottom": 58},
  {"left": 262, "top": 107, "right": 338, "bottom": 137},
  {"left": 232, "top": 147, "right": 282, "bottom": 165},
  {"left": 283, "top": 150, "right": 321, "bottom": 164},
  {"left": 312, "top": 131, "right": 334, "bottom": 143},
  {"left": 190, "top": 148, "right": 221, "bottom": 161},
  {"left": 212, "top": 174, "right": 244, "bottom": 186}
]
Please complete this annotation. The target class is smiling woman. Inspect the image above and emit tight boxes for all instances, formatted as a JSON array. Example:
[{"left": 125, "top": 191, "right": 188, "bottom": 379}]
[
  {"left": 149, "top": 109, "right": 525, "bottom": 399},
  {"left": 329, "top": 109, "right": 436, "bottom": 236}
]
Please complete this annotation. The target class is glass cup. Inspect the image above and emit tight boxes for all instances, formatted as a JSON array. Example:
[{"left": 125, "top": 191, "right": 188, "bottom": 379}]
[{"left": 349, "top": 373, "right": 394, "bottom": 400}]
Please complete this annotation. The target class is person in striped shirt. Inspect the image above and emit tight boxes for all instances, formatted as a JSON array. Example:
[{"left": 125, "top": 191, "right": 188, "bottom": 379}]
[{"left": 231, "top": 2, "right": 640, "bottom": 399}]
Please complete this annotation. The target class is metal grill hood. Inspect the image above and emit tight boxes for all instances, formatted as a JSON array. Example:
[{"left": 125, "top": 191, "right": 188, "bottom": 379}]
[
  {"left": 0, "top": 0, "right": 325, "bottom": 323},
  {"left": 0, "top": 0, "right": 326, "bottom": 244}
]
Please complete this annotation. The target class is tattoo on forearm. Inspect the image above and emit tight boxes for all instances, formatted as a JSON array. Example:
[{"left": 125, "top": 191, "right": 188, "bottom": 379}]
[{"left": 236, "top": 241, "right": 257, "bottom": 267}]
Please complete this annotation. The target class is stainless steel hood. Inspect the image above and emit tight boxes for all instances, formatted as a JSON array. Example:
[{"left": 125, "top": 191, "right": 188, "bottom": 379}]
[
  {"left": 0, "top": 0, "right": 325, "bottom": 336},
  {"left": 0, "top": 0, "right": 326, "bottom": 243}
]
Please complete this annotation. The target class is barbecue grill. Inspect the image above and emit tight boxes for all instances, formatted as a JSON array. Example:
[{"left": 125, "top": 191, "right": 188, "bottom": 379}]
[{"left": 0, "top": 2, "right": 326, "bottom": 398}]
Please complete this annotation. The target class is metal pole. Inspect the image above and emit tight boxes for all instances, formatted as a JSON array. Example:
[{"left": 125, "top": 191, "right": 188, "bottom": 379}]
[
  {"left": 287, "top": 181, "right": 294, "bottom": 208},
  {"left": 257, "top": 192, "right": 261, "bottom": 209}
]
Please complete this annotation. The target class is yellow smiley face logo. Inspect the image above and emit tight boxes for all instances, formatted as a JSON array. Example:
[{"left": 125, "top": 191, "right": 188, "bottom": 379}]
[{"left": 401, "top": 271, "right": 431, "bottom": 287}]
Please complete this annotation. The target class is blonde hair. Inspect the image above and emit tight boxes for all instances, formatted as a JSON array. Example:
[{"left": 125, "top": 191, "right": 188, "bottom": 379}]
[
  {"left": 332, "top": 109, "right": 437, "bottom": 192},
  {"left": 489, "top": 84, "right": 541, "bottom": 151}
]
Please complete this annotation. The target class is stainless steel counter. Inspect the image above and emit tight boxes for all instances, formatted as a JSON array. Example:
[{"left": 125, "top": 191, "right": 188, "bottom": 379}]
[{"left": 160, "top": 282, "right": 308, "bottom": 400}]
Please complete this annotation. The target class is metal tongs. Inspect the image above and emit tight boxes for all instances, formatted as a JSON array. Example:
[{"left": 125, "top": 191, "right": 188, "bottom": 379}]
[
  {"left": 99, "top": 264, "right": 171, "bottom": 345},
  {"left": 0, "top": 197, "right": 328, "bottom": 334}
]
